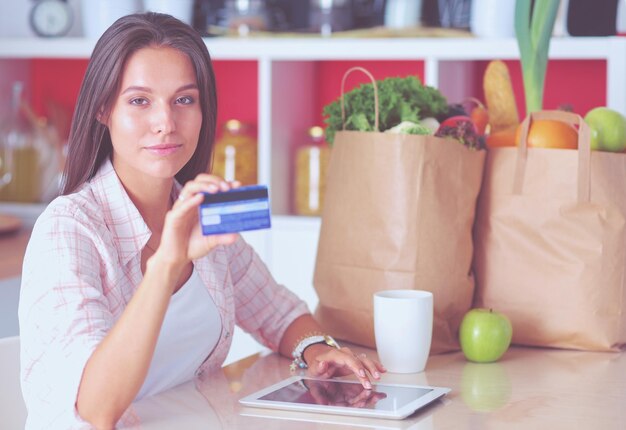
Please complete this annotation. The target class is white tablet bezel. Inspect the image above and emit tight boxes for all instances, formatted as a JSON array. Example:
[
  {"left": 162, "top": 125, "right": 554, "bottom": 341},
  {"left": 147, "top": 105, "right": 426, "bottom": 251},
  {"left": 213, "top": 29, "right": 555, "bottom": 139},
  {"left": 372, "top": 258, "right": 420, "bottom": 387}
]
[{"left": 239, "top": 376, "right": 450, "bottom": 420}]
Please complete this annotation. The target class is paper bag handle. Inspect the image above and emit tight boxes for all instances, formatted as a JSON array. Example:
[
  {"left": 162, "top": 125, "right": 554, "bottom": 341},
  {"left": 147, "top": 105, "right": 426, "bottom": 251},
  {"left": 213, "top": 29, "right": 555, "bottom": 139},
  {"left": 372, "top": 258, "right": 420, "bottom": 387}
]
[
  {"left": 340, "top": 67, "right": 380, "bottom": 132},
  {"left": 514, "top": 110, "right": 591, "bottom": 203}
]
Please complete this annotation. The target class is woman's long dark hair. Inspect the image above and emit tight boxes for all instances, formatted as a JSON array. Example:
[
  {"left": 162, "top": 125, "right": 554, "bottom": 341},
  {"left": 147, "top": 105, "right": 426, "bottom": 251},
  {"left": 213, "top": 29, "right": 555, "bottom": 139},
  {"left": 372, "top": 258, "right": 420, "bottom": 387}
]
[{"left": 62, "top": 13, "right": 217, "bottom": 195}]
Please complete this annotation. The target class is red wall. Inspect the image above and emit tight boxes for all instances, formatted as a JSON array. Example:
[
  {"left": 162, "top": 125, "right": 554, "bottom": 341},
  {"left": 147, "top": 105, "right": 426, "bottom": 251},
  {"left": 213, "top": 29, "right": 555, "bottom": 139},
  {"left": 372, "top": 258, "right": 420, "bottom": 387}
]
[
  {"left": 212, "top": 60, "right": 258, "bottom": 138},
  {"left": 30, "top": 59, "right": 88, "bottom": 140},
  {"left": 28, "top": 57, "right": 607, "bottom": 141},
  {"left": 28, "top": 59, "right": 258, "bottom": 141},
  {"left": 314, "top": 60, "right": 426, "bottom": 126},
  {"left": 474, "top": 59, "right": 606, "bottom": 120}
]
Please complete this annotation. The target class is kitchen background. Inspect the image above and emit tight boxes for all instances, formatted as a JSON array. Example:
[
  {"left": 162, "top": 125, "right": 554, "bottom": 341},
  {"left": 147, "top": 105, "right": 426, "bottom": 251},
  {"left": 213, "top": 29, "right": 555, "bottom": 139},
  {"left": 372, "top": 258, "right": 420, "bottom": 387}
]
[
  {"left": 2, "top": 0, "right": 626, "bottom": 363},
  {"left": 2, "top": 0, "right": 625, "bottom": 203}
]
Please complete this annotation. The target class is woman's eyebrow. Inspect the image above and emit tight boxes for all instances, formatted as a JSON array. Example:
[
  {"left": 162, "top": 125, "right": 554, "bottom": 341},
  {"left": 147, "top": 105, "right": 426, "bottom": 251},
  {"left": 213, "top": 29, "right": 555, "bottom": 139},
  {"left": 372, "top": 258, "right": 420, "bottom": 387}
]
[
  {"left": 120, "top": 83, "right": 198, "bottom": 95},
  {"left": 121, "top": 85, "right": 152, "bottom": 95},
  {"left": 176, "top": 83, "right": 199, "bottom": 92}
]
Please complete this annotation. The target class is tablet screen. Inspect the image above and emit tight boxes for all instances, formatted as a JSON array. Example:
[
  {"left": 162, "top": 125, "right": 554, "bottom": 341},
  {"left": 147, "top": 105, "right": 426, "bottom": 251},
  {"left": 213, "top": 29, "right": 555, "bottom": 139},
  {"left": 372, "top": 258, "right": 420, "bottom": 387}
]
[{"left": 259, "top": 379, "right": 433, "bottom": 412}]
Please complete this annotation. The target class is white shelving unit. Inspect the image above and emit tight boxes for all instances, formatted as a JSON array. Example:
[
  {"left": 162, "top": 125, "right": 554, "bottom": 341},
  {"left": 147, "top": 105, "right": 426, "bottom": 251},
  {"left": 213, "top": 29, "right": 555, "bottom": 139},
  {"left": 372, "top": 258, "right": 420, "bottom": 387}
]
[
  {"left": 2, "top": 36, "right": 625, "bottom": 363},
  {"left": 2, "top": 36, "right": 625, "bottom": 213}
]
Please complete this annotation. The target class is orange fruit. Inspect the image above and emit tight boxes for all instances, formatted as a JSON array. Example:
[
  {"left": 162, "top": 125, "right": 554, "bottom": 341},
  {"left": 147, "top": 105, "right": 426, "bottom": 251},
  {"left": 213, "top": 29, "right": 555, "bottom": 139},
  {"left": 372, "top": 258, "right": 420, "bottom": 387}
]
[
  {"left": 486, "top": 125, "right": 517, "bottom": 148},
  {"left": 515, "top": 120, "right": 578, "bottom": 149},
  {"left": 471, "top": 105, "right": 490, "bottom": 136},
  {"left": 464, "top": 97, "right": 490, "bottom": 136}
]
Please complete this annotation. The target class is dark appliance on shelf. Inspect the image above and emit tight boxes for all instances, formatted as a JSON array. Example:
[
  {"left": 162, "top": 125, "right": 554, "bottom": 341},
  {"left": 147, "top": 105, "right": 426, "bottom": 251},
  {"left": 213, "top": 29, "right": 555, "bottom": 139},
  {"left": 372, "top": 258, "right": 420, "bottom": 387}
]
[
  {"left": 194, "top": 0, "right": 318, "bottom": 34},
  {"left": 194, "top": 0, "right": 387, "bottom": 34},
  {"left": 422, "top": 0, "right": 470, "bottom": 29},
  {"left": 567, "top": 0, "right": 618, "bottom": 36},
  {"left": 352, "top": 0, "right": 386, "bottom": 29}
]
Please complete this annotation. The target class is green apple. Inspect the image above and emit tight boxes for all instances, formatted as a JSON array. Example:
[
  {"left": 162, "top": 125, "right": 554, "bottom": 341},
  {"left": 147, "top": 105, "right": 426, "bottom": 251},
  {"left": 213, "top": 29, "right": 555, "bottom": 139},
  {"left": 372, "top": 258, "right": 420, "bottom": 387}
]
[
  {"left": 588, "top": 126, "right": 601, "bottom": 151},
  {"left": 459, "top": 308, "right": 512, "bottom": 363},
  {"left": 584, "top": 107, "right": 626, "bottom": 152}
]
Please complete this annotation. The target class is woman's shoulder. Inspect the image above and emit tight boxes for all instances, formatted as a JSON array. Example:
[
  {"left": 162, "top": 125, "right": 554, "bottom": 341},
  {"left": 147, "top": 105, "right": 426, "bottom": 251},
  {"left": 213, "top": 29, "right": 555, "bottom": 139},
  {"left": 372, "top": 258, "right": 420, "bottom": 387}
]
[
  {"left": 23, "top": 184, "right": 111, "bottom": 278},
  {"left": 35, "top": 183, "right": 106, "bottom": 235}
]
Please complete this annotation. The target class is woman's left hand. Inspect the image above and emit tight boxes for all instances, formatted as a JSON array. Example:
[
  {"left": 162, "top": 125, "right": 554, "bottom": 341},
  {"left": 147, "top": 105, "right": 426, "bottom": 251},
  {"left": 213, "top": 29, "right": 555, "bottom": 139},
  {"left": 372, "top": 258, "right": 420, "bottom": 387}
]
[{"left": 303, "top": 345, "right": 386, "bottom": 389}]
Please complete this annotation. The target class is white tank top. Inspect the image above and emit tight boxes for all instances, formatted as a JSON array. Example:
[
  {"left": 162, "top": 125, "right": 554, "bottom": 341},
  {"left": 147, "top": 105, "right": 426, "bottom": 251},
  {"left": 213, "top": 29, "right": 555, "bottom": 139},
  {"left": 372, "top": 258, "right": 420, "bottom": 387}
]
[{"left": 136, "top": 269, "right": 222, "bottom": 400}]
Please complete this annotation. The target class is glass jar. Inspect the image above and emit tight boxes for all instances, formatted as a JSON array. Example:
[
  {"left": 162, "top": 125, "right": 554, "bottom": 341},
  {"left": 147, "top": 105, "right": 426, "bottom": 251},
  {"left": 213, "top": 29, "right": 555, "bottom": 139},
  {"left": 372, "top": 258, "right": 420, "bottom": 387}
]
[
  {"left": 221, "top": 0, "right": 270, "bottom": 35},
  {"left": 0, "top": 82, "right": 40, "bottom": 203},
  {"left": 310, "top": 0, "right": 354, "bottom": 36},
  {"left": 212, "top": 119, "right": 258, "bottom": 185},
  {"left": 294, "top": 126, "right": 331, "bottom": 216}
]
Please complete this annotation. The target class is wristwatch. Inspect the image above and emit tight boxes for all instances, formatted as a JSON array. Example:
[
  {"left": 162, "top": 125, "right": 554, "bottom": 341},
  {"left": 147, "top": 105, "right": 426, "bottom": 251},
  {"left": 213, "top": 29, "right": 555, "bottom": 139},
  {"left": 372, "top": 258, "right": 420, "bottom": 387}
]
[{"left": 290, "top": 334, "right": 340, "bottom": 372}]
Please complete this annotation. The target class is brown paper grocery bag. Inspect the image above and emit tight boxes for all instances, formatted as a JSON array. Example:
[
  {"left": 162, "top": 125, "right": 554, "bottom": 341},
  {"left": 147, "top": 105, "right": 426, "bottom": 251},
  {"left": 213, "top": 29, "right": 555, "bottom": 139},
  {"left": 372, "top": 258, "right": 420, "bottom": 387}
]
[
  {"left": 313, "top": 67, "right": 485, "bottom": 354},
  {"left": 474, "top": 110, "right": 626, "bottom": 352}
]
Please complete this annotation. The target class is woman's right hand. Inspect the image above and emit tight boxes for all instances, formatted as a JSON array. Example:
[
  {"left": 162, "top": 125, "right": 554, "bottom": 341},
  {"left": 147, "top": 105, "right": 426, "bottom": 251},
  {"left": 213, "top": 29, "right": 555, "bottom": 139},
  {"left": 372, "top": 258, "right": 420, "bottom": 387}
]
[{"left": 156, "top": 174, "right": 239, "bottom": 270}]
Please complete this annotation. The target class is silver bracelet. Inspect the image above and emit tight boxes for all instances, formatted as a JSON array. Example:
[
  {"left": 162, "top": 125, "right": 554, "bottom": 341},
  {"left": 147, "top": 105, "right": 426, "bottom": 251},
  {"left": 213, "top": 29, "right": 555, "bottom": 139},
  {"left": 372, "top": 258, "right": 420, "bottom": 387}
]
[{"left": 290, "top": 334, "right": 340, "bottom": 372}]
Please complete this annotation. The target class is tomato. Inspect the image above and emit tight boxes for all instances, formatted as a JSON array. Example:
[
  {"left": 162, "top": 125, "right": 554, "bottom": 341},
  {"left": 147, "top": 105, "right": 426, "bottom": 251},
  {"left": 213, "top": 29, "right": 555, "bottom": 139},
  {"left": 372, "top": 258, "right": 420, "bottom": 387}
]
[
  {"left": 462, "top": 97, "right": 489, "bottom": 135},
  {"left": 486, "top": 125, "right": 517, "bottom": 148},
  {"left": 439, "top": 116, "right": 478, "bottom": 134},
  {"left": 515, "top": 120, "right": 578, "bottom": 149}
]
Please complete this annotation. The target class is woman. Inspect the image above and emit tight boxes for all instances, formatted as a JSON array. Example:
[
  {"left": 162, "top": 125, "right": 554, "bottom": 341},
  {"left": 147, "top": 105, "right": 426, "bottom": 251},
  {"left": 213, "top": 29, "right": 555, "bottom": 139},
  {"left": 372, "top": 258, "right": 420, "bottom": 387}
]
[{"left": 19, "top": 13, "right": 384, "bottom": 430}]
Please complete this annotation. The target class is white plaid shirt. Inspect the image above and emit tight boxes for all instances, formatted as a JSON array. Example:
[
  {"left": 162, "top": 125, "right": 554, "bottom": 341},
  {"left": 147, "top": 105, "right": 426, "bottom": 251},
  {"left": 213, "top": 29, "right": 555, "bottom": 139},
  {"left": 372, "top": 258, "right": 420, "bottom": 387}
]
[{"left": 19, "top": 159, "right": 309, "bottom": 429}]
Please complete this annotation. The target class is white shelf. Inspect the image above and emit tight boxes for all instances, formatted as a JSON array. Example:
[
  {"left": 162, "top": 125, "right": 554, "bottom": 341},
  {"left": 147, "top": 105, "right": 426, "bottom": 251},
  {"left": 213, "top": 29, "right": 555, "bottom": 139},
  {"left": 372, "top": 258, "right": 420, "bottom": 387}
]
[
  {"left": 2, "top": 35, "right": 624, "bottom": 116},
  {"left": 2, "top": 34, "right": 625, "bottom": 212},
  {"left": 0, "top": 36, "right": 623, "bottom": 60},
  {"left": 2, "top": 35, "right": 624, "bottom": 214},
  {"left": 207, "top": 36, "right": 625, "bottom": 61}
]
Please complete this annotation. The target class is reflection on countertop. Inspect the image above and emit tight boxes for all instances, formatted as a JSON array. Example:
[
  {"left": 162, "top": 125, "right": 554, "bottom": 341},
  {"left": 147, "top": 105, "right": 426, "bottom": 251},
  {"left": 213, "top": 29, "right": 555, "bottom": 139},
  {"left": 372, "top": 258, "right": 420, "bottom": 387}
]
[{"left": 122, "top": 345, "right": 626, "bottom": 429}]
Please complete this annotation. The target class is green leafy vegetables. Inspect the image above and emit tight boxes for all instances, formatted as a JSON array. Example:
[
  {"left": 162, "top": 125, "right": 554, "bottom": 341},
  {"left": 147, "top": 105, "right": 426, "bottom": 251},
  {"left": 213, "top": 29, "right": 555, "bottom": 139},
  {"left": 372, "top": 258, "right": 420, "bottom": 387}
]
[
  {"left": 386, "top": 121, "right": 432, "bottom": 135},
  {"left": 322, "top": 76, "right": 448, "bottom": 145}
]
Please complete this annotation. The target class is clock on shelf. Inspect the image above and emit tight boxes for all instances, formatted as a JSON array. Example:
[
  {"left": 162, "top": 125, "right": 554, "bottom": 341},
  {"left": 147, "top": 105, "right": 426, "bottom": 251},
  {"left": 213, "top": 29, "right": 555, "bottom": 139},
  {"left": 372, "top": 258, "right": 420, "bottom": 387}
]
[{"left": 29, "top": 0, "right": 73, "bottom": 37}]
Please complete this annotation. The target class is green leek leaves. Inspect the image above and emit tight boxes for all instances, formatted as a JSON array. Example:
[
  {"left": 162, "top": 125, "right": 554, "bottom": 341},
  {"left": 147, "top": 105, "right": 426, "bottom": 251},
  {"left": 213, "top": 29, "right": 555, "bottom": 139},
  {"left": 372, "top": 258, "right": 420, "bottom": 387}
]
[{"left": 515, "top": 0, "right": 560, "bottom": 115}]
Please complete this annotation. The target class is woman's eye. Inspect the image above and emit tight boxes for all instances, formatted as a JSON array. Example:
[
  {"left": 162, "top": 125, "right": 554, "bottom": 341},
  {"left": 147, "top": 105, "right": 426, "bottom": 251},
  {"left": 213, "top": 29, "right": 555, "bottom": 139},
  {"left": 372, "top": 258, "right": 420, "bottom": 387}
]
[
  {"left": 129, "top": 97, "right": 148, "bottom": 106},
  {"left": 176, "top": 96, "right": 194, "bottom": 105}
]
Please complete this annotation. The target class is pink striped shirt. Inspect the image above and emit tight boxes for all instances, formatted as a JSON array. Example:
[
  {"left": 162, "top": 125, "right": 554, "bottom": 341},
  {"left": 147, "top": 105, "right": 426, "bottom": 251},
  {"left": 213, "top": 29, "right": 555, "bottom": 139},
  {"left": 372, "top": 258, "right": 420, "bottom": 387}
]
[{"left": 18, "top": 159, "right": 309, "bottom": 429}]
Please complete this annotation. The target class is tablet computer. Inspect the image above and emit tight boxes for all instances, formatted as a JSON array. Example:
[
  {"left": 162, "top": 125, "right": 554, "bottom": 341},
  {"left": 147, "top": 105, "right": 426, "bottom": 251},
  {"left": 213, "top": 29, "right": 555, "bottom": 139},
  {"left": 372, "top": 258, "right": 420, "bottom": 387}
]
[{"left": 239, "top": 376, "right": 450, "bottom": 420}]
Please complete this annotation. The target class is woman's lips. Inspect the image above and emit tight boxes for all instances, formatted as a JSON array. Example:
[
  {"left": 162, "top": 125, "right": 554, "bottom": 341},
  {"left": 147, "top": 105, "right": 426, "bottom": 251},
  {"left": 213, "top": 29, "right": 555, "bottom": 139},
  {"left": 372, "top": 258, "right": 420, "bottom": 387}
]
[{"left": 145, "top": 143, "right": 182, "bottom": 156}]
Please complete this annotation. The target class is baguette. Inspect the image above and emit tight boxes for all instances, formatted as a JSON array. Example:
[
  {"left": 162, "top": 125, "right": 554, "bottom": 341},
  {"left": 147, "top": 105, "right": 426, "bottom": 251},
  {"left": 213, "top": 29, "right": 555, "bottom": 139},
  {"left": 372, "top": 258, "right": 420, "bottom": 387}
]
[{"left": 483, "top": 60, "right": 519, "bottom": 132}]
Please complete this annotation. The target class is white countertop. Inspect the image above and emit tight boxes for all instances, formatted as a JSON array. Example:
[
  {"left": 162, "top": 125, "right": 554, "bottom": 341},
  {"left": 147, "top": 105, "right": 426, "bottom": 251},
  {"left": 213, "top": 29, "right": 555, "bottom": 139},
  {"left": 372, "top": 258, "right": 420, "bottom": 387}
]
[{"left": 125, "top": 345, "right": 626, "bottom": 429}]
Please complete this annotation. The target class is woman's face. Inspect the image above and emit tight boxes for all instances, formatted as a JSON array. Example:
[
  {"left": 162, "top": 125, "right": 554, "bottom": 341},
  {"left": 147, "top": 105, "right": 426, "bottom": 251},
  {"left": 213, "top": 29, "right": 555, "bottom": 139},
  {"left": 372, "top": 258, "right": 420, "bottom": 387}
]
[{"left": 106, "top": 45, "right": 202, "bottom": 184}]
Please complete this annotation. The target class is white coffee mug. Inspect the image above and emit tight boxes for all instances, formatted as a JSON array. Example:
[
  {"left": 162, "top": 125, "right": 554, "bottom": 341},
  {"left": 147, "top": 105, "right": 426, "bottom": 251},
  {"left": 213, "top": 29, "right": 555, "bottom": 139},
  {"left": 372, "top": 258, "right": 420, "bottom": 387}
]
[{"left": 374, "top": 290, "right": 433, "bottom": 373}]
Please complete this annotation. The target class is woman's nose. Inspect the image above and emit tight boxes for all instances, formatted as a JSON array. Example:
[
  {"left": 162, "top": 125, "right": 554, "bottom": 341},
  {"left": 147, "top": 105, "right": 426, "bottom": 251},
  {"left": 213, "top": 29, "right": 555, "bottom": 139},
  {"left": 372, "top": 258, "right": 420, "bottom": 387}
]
[{"left": 151, "top": 104, "right": 176, "bottom": 135}]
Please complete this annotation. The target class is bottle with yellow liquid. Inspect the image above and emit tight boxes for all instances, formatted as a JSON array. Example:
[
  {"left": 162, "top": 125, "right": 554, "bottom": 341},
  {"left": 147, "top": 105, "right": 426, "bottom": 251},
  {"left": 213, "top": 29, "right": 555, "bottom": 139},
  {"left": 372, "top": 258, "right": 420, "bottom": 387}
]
[
  {"left": 294, "top": 126, "right": 331, "bottom": 216},
  {"left": 0, "top": 82, "right": 40, "bottom": 203},
  {"left": 211, "top": 119, "right": 257, "bottom": 185}
]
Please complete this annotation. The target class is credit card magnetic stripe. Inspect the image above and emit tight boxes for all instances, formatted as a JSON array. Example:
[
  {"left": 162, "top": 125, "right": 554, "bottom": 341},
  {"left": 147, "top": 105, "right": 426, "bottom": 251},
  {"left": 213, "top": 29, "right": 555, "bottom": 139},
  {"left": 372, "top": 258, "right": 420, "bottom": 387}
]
[{"left": 201, "top": 186, "right": 268, "bottom": 204}]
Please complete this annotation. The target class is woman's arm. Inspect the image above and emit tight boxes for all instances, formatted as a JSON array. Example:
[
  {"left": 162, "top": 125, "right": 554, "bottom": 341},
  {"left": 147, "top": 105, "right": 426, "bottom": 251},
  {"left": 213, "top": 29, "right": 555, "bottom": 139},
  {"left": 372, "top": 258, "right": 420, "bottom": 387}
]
[
  {"left": 76, "top": 255, "right": 182, "bottom": 429},
  {"left": 279, "top": 314, "right": 385, "bottom": 389},
  {"left": 224, "top": 236, "right": 384, "bottom": 389},
  {"left": 77, "top": 177, "right": 237, "bottom": 429}
]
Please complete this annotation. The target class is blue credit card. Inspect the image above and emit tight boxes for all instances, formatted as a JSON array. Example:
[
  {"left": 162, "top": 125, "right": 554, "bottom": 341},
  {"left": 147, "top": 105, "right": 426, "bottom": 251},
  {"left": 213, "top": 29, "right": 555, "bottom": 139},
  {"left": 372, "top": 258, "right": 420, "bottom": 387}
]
[{"left": 199, "top": 185, "right": 271, "bottom": 235}]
